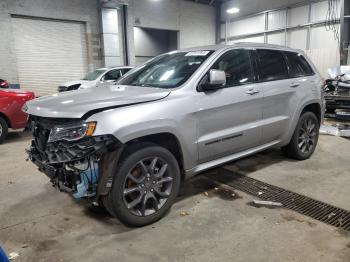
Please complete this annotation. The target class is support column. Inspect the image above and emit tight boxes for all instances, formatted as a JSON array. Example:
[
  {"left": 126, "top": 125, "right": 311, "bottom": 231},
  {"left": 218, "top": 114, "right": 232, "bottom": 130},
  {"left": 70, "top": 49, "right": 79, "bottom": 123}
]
[
  {"left": 340, "top": 0, "right": 350, "bottom": 65},
  {"left": 100, "top": 7, "right": 123, "bottom": 67}
]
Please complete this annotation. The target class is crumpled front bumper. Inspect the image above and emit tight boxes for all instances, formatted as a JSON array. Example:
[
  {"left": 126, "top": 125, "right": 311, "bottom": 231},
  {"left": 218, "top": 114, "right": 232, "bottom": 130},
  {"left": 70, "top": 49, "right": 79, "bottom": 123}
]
[{"left": 27, "top": 135, "right": 120, "bottom": 182}]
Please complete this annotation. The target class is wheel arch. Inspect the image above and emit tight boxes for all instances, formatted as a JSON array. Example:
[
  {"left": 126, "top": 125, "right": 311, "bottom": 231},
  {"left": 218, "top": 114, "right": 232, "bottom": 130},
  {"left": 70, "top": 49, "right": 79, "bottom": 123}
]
[
  {"left": 123, "top": 132, "right": 185, "bottom": 176},
  {"left": 301, "top": 102, "right": 322, "bottom": 124}
]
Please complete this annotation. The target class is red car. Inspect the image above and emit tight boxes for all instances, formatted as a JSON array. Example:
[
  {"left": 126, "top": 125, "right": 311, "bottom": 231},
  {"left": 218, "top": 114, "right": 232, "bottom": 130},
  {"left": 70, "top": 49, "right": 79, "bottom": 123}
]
[{"left": 0, "top": 89, "right": 35, "bottom": 143}]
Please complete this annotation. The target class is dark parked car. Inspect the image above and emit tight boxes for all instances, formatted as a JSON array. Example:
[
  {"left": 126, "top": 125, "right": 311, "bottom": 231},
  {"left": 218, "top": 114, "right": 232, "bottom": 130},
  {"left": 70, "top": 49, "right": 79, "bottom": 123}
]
[
  {"left": 0, "top": 89, "right": 35, "bottom": 143},
  {"left": 0, "top": 78, "right": 9, "bottom": 88}
]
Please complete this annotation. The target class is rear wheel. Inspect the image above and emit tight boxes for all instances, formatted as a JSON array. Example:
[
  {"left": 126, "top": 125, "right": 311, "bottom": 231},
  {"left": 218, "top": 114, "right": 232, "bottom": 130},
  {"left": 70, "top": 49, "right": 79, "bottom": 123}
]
[
  {"left": 0, "top": 117, "right": 8, "bottom": 144},
  {"left": 283, "top": 111, "right": 319, "bottom": 160},
  {"left": 104, "top": 143, "right": 181, "bottom": 226}
]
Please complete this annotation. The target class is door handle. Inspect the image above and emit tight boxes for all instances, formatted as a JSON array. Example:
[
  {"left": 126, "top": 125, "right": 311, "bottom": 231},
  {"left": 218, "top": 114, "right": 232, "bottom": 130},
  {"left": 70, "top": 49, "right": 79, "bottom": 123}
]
[
  {"left": 290, "top": 82, "right": 300, "bottom": 88},
  {"left": 246, "top": 89, "right": 260, "bottom": 95}
]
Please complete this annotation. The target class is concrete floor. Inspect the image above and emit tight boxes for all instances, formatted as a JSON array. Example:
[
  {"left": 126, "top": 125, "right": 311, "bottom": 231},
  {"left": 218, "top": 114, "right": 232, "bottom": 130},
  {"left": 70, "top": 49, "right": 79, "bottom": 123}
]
[{"left": 0, "top": 130, "right": 350, "bottom": 262}]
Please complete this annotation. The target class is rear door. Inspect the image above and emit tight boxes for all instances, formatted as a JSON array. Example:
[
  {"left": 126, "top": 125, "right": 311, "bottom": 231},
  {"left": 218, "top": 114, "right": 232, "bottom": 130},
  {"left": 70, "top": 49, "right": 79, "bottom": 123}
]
[
  {"left": 254, "top": 49, "right": 298, "bottom": 144},
  {"left": 196, "top": 48, "right": 263, "bottom": 164}
]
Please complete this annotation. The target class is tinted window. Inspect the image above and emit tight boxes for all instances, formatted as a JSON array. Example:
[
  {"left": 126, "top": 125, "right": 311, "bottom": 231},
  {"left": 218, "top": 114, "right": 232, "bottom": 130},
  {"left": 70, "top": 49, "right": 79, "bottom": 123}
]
[
  {"left": 257, "top": 49, "right": 288, "bottom": 81},
  {"left": 284, "top": 52, "right": 314, "bottom": 77},
  {"left": 121, "top": 68, "right": 131, "bottom": 75},
  {"left": 104, "top": 69, "right": 122, "bottom": 81},
  {"left": 211, "top": 49, "right": 254, "bottom": 87}
]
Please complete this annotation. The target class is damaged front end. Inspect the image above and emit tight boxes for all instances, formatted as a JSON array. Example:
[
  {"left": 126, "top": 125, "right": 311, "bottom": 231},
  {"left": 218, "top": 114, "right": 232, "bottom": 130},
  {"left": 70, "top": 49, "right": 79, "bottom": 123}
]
[{"left": 26, "top": 116, "right": 122, "bottom": 203}]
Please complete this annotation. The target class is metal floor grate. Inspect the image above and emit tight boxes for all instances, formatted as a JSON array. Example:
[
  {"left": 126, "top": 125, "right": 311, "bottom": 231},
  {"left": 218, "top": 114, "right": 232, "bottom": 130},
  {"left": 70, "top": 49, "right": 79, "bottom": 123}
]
[{"left": 206, "top": 168, "right": 350, "bottom": 231}]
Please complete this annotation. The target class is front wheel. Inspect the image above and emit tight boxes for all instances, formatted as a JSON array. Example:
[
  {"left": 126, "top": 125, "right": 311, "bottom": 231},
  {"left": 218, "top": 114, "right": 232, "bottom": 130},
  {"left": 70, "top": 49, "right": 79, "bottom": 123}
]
[
  {"left": 282, "top": 111, "right": 319, "bottom": 160},
  {"left": 104, "top": 143, "right": 181, "bottom": 227},
  {"left": 0, "top": 117, "right": 8, "bottom": 144}
]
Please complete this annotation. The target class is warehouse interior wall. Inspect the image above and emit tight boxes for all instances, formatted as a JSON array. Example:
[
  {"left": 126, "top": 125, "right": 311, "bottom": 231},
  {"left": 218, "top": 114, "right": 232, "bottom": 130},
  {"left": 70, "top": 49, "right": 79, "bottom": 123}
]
[
  {"left": 221, "top": 0, "right": 341, "bottom": 78},
  {"left": 130, "top": 0, "right": 216, "bottom": 50},
  {"left": 0, "top": 0, "right": 102, "bottom": 87},
  {"left": 134, "top": 27, "right": 178, "bottom": 65}
]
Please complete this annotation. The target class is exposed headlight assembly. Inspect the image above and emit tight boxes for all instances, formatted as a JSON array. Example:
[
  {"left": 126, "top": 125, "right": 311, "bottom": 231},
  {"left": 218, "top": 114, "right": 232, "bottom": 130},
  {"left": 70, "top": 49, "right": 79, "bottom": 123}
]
[{"left": 48, "top": 122, "right": 96, "bottom": 143}]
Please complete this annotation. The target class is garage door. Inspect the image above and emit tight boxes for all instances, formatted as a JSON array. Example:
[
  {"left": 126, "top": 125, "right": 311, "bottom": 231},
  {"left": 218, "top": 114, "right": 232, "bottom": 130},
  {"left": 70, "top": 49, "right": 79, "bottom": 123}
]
[{"left": 12, "top": 17, "right": 88, "bottom": 96}]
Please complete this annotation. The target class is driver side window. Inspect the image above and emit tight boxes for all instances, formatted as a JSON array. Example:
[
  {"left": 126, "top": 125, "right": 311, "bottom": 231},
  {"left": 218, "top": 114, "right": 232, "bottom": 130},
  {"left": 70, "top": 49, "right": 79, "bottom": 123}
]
[{"left": 211, "top": 49, "right": 255, "bottom": 87}]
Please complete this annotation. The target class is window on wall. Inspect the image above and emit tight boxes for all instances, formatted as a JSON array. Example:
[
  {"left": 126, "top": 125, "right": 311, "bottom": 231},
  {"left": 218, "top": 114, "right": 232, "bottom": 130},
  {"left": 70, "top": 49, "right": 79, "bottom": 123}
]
[
  {"left": 211, "top": 49, "right": 254, "bottom": 87},
  {"left": 284, "top": 52, "right": 314, "bottom": 77},
  {"left": 256, "top": 49, "right": 289, "bottom": 81}
]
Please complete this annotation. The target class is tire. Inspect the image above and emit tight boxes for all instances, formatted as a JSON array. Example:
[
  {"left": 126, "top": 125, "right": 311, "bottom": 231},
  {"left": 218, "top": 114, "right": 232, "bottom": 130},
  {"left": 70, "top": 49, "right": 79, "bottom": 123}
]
[
  {"left": 0, "top": 117, "right": 8, "bottom": 144},
  {"left": 282, "top": 111, "right": 319, "bottom": 160},
  {"left": 104, "top": 143, "right": 181, "bottom": 227}
]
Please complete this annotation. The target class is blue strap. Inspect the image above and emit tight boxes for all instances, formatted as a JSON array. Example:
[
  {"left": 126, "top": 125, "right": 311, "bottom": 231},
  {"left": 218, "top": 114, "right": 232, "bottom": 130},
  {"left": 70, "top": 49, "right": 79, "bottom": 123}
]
[{"left": 0, "top": 247, "right": 10, "bottom": 262}]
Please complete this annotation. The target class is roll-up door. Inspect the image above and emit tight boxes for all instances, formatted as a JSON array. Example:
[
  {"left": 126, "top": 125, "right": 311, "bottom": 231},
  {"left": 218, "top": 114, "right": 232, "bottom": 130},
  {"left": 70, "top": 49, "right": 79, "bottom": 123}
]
[{"left": 12, "top": 17, "right": 88, "bottom": 96}]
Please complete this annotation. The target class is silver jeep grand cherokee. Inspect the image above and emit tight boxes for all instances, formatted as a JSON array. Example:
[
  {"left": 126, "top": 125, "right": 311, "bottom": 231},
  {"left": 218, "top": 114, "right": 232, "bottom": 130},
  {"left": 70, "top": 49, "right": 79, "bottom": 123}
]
[{"left": 24, "top": 44, "right": 324, "bottom": 226}]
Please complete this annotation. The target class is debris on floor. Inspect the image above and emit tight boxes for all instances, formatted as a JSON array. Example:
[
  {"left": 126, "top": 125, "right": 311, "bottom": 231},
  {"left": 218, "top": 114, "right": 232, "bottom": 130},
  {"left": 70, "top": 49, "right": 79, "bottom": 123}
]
[
  {"left": 180, "top": 211, "right": 190, "bottom": 216},
  {"left": 252, "top": 200, "right": 283, "bottom": 207},
  {"left": 203, "top": 192, "right": 209, "bottom": 197},
  {"left": 320, "top": 124, "right": 350, "bottom": 137},
  {"left": 8, "top": 252, "right": 19, "bottom": 260}
]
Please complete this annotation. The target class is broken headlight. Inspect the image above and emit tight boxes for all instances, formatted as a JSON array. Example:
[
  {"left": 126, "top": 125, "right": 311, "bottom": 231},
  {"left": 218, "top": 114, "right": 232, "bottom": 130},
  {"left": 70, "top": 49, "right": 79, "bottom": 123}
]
[{"left": 48, "top": 122, "right": 96, "bottom": 143}]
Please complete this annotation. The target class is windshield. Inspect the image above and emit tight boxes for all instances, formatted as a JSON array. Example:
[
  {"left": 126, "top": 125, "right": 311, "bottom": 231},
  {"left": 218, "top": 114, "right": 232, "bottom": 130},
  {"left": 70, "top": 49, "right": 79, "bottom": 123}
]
[
  {"left": 118, "top": 51, "right": 214, "bottom": 88},
  {"left": 82, "top": 69, "right": 107, "bottom": 81}
]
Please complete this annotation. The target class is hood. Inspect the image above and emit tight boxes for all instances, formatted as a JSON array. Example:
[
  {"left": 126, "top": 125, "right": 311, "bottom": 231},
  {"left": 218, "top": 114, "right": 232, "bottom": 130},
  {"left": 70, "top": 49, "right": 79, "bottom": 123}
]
[
  {"left": 61, "top": 80, "right": 95, "bottom": 88},
  {"left": 24, "top": 85, "right": 170, "bottom": 118}
]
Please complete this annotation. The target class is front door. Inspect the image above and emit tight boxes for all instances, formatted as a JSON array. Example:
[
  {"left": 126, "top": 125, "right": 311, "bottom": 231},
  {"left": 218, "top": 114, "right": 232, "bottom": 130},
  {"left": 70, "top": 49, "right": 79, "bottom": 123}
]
[{"left": 196, "top": 49, "right": 263, "bottom": 164}]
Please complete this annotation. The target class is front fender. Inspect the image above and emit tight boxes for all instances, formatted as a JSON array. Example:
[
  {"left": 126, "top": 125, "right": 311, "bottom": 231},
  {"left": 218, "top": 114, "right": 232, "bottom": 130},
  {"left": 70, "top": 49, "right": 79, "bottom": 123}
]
[{"left": 87, "top": 100, "right": 198, "bottom": 170}]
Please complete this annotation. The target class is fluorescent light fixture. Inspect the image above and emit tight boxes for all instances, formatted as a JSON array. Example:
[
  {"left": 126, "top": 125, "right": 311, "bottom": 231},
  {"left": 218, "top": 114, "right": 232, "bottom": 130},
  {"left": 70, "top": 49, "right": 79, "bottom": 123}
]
[{"left": 226, "top": 7, "right": 240, "bottom": 14}]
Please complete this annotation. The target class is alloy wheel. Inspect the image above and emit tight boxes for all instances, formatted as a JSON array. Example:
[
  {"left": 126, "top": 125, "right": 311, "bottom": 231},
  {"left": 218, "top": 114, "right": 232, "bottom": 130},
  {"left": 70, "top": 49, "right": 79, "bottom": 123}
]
[
  {"left": 298, "top": 118, "right": 317, "bottom": 154},
  {"left": 123, "top": 157, "right": 173, "bottom": 216}
]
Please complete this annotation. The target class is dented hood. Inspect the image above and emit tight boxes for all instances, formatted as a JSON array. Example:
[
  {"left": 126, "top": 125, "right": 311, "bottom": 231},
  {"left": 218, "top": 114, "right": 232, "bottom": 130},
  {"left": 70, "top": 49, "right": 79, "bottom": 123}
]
[{"left": 24, "top": 85, "right": 170, "bottom": 118}]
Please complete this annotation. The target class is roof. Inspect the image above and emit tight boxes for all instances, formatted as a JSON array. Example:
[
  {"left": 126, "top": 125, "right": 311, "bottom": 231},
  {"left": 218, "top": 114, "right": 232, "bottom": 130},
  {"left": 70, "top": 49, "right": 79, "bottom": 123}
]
[
  {"left": 179, "top": 43, "right": 303, "bottom": 54},
  {"left": 96, "top": 66, "right": 134, "bottom": 70}
]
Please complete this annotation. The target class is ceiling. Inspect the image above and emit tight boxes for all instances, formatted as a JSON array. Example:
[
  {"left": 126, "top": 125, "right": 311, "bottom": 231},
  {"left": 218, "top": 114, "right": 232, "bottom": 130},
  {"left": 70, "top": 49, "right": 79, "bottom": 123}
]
[
  {"left": 185, "top": 0, "right": 229, "bottom": 6},
  {"left": 187, "top": 0, "right": 319, "bottom": 18}
]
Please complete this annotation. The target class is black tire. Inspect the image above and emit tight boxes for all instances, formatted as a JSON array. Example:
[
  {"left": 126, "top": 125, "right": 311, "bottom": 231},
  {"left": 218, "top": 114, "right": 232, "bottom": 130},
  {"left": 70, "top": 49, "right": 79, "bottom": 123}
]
[
  {"left": 104, "top": 143, "right": 181, "bottom": 227},
  {"left": 0, "top": 116, "right": 8, "bottom": 144},
  {"left": 282, "top": 111, "right": 319, "bottom": 160}
]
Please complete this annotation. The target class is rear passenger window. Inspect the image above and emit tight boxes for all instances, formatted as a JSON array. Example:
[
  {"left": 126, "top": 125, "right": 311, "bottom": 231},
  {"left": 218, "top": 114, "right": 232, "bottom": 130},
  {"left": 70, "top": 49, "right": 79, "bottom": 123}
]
[
  {"left": 284, "top": 52, "right": 314, "bottom": 77},
  {"left": 256, "top": 50, "right": 288, "bottom": 81},
  {"left": 211, "top": 49, "right": 254, "bottom": 87}
]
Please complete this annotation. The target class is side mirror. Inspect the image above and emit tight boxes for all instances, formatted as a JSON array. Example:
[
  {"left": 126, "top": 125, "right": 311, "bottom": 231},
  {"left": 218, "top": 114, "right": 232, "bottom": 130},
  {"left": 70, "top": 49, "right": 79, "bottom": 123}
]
[{"left": 200, "top": 69, "right": 226, "bottom": 91}]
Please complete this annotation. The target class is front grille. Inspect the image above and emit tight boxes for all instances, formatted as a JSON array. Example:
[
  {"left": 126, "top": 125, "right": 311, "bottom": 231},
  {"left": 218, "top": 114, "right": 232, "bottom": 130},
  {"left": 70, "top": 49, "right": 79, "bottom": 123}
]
[
  {"left": 207, "top": 168, "right": 350, "bottom": 231},
  {"left": 58, "top": 86, "right": 68, "bottom": 92}
]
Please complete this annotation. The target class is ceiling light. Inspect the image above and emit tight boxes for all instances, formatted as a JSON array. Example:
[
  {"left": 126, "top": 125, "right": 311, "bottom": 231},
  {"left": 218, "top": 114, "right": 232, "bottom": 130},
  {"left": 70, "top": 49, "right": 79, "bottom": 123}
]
[{"left": 226, "top": 7, "right": 240, "bottom": 14}]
